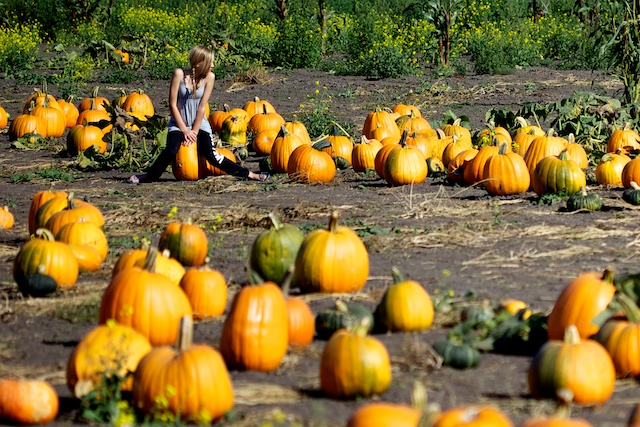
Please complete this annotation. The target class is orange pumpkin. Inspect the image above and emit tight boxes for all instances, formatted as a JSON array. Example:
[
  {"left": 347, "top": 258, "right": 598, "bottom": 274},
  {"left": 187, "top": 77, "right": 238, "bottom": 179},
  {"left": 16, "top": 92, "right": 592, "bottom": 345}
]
[
  {"left": 284, "top": 116, "right": 312, "bottom": 145},
  {"left": 0, "top": 106, "right": 9, "bottom": 128},
  {"left": 252, "top": 128, "right": 279, "bottom": 156},
  {"left": 483, "top": 143, "right": 530, "bottom": 196},
  {"left": 122, "top": 89, "right": 154, "bottom": 118},
  {"left": 208, "top": 103, "right": 231, "bottom": 133},
  {"left": 67, "top": 121, "right": 107, "bottom": 155},
  {"left": 352, "top": 135, "right": 383, "bottom": 172},
  {"left": 179, "top": 262, "right": 227, "bottom": 319},
  {"left": 270, "top": 125, "right": 305, "bottom": 173},
  {"left": 384, "top": 131, "right": 428, "bottom": 186},
  {"left": 295, "top": 211, "right": 369, "bottom": 293},
  {"left": 607, "top": 124, "right": 640, "bottom": 153},
  {"left": 78, "top": 86, "right": 110, "bottom": 112},
  {"left": 323, "top": 125, "right": 354, "bottom": 165},
  {"left": 158, "top": 220, "right": 208, "bottom": 267},
  {"left": 362, "top": 107, "right": 400, "bottom": 140},
  {"left": 219, "top": 274, "right": 289, "bottom": 371},
  {"left": 434, "top": 405, "right": 514, "bottom": 427},
  {"left": 243, "top": 96, "right": 276, "bottom": 120},
  {"left": 99, "top": 247, "right": 193, "bottom": 346},
  {"left": 622, "top": 158, "right": 640, "bottom": 188},
  {"left": 447, "top": 148, "right": 478, "bottom": 184},
  {"left": 596, "top": 151, "right": 631, "bottom": 186},
  {"left": 287, "top": 140, "right": 337, "bottom": 183},
  {"left": 28, "top": 189, "right": 68, "bottom": 235},
  {"left": 524, "top": 129, "right": 568, "bottom": 176},
  {"left": 0, "top": 206, "right": 14, "bottom": 230},
  {"left": 66, "top": 321, "right": 152, "bottom": 397},
  {"left": 247, "top": 105, "right": 285, "bottom": 136},
  {"left": 8, "top": 111, "right": 47, "bottom": 140},
  {"left": 132, "top": 316, "right": 233, "bottom": 423},
  {"left": 205, "top": 147, "right": 237, "bottom": 176},
  {"left": 0, "top": 379, "right": 59, "bottom": 425},
  {"left": 529, "top": 325, "right": 615, "bottom": 405},
  {"left": 56, "top": 96, "right": 79, "bottom": 128},
  {"left": 546, "top": 269, "right": 616, "bottom": 340},
  {"left": 55, "top": 218, "right": 109, "bottom": 262}
]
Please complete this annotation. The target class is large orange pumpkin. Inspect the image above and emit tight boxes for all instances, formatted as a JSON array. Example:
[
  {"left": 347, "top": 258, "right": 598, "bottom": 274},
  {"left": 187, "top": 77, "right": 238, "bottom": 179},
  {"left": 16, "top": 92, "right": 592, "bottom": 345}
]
[
  {"left": 0, "top": 379, "right": 59, "bottom": 425},
  {"left": 287, "top": 140, "right": 337, "bottom": 183},
  {"left": 179, "top": 262, "right": 227, "bottom": 320}
]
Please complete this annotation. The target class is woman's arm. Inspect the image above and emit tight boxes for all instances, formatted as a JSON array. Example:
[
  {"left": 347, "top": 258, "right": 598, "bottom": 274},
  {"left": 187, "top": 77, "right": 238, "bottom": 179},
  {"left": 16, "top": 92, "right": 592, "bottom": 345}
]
[
  {"left": 191, "top": 72, "right": 215, "bottom": 135},
  {"left": 168, "top": 68, "right": 189, "bottom": 132}
]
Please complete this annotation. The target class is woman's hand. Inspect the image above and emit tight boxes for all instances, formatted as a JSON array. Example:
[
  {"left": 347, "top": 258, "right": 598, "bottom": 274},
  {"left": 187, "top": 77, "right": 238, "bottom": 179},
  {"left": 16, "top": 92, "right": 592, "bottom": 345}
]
[{"left": 182, "top": 129, "right": 197, "bottom": 145}]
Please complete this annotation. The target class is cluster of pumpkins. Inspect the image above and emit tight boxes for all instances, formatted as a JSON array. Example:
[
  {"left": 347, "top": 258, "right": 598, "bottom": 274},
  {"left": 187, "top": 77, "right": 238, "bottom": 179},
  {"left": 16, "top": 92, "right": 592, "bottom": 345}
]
[{"left": 1, "top": 83, "right": 154, "bottom": 156}]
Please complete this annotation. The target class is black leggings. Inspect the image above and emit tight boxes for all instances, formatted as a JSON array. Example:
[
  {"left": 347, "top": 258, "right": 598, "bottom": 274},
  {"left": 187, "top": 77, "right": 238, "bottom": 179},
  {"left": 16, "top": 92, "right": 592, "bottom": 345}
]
[{"left": 144, "top": 130, "right": 250, "bottom": 181}]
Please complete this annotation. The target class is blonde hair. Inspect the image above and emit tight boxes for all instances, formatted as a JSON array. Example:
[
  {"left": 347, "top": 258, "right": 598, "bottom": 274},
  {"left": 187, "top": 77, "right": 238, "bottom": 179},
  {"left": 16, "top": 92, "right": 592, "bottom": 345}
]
[{"left": 188, "top": 45, "right": 214, "bottom": 95}]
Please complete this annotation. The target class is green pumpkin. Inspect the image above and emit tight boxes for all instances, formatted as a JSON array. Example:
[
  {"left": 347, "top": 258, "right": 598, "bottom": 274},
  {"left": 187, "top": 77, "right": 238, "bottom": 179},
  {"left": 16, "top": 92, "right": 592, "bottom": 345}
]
[
  {"left": 566, "top": 186, "right": 603, "bottom": 212},
  {"left": 426, "top": 157, "right": 446, "bottom": 177},
  {"left": 334, "top": 156, "right": 351, "bottom": 170},
  {"left": 259, "top": 156, "right": 273, "bottom": 173},
  {"left": 433, "top": 340, "right": 481, "bottom": 369},
  {"left": 220, "top": 114, "right": 247, "bottom": 147},
  {"left": 460, "top": 304, "right": 495, "bottom": 323},
  {"left": 532, "top": 148, "right": 586, "bottom": 196},
  {"left": 17, "top": 272, "right": 57, "bottom": 297},
  {"left": 623, "top": 181, "right": 640, "bottom": 206},
  {"left": 315, "top": 300, "right": 374, "bottom": 340},
  {"left": 249, "top": 213, "right": 304, "bottom": 286}
]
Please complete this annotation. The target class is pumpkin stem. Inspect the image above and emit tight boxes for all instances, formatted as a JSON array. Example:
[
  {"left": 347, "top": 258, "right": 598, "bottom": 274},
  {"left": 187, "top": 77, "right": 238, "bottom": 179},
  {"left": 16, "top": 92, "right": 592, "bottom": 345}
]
[
  {"left": 552, "top": 388, "right": 575, "bottom": 419},
  {"left": 557, "top": 148, "right": 569, "bottom": 161},
  {"left": 349, "top": 314, "right": 372, "bottom": 336},
  {"left": 335, "top": 299, "right": 349, "bottom": 313},
  {"left": 563, "top": 325, "right": 581, "bottom": 345},
  {"left": 35, "top": 228, "right": 56, "bottom": 241},
  {"left": 435, "top": 128, "right": 446, "bottom": 139},
  {"left": 91, "top": 86, "right": 100, "bottom": 98},
  {"left": 546, "top": 128, "right": 555, "bottom": 136},
  {"left": 281, "top": 266, "right": 295, "bottom": 297},
  {"left": 579, "top": 186, "right": 587, "bottom": 197},
  {"left": 515, "top": 116, "right": 529, "bottom": 129},
  {"left": 631, "top": 181, "right": 640, "bottom": 191},
  {"left": 399, "top": 129, "right": 409, "bottom": 147},
  {"left": 175, "top": 315, "right": 194, "bottom": 351},
  {"left": 391, "top": 266, "right": 404, "bottom": 284},
  {"left": 246, "top": 266, "right": 265, "bottom": 285},
  {"left": 268, "top": 212, "right": 284, "bottom": 231},
  {"left": 614, "top": 292, "right": 640, "bottom": 323},
  {"left": 498, "top": 142, "right": 509, "bottom": 155},
  {"left": 327, "top": 210, "right": 340, "bottom": 233},
  {"left": 601, "top": 268, "right": 615, "bottom": 284},
  {"left": 142, "top": 246, "right": 158, "bottom": 273},
  {"left": 331, "top": 121, "right": 352, "bottom": 139}
]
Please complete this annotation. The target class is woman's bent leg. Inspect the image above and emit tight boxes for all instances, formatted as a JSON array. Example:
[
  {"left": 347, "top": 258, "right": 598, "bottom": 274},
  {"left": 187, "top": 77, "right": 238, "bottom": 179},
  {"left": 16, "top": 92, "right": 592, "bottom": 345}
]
[{"left": 139, "top": 131, "right": 184, "bottom": 182}]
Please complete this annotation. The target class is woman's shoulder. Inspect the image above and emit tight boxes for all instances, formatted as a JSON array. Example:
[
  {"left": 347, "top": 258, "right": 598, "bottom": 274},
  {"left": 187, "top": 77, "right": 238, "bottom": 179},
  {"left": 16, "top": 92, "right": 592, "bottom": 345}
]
[
  {"left": 204, "top": 71, "right": 216, "bottom": 83},
  {"left": 172, "top": 68, "right": 186, "bottom": 79}
]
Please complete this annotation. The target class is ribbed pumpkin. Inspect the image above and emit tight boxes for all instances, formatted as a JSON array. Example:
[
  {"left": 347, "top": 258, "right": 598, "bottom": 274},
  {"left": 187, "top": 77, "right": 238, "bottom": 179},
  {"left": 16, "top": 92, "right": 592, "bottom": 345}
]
[
  {"left": 524, "top": 129, "right": 568, "bottom": 176},
  {"left": 132, "top": 316, "right": 233, "bottom": 423},
  {"left": 99, "top": 247, "right": 193, "bottom": 346},
  {"left": 440, "top": 118, "right": 472, "bottom": 147},
  {"left": 284, "top": 116, "right": 312, "bottom": 145},
  {"left": 594, "top": 293, "right": 640, "bottom": 378},
  {"left": 392, "top": 103, "right": 422, "bottom": 117},
  {"left": 57, "top": 96, "right": 79, "bottom": 128},
  {"left": 270, "top": 125, "right": 305, "bottom": 173},
  {"left": 0, "top": 379, "right": 59, "bottom": 425},
  {"left": 427, "top": 129, "right": 454, "bottom": 160},
  {"left": 323, "top": 125, "right": 354, "bottom": 165},
  {"left": 111, "top": 242, "right": 150, "bottom": 278},
  {"left": 483, "top": 143, "right": 531, "bottom": 196},
  {"left": 362, "top": 107, "right": 400, "bottom": 140},
  {"left": 31, "top": 98, "right": 66, "bottom": 138},
  {"left": 564, "top": 134, "right": 589, "bottom": 169},
  {"left": 247, "top": 105, "right": 285, "bottom": 136},
  {"left": 220, "top": 114, "right": 248, "bottom": 146},
  {"left": 76, "top": 99, "right": 112, "bottom": 133},
  {"left": 172, "top": 141, "right": 208, "bottom": 181},
  {"left": 23, "top": 81, "right": 62, "bottom": 113},
  {"left": 28, "top": 189, "right": 68, "bottom": 235},
  {"left": 9, "top": 110, "right": 47, "bottom": 140},
  {"left": 13, "top": 228, "right": 79, "bottom": 292},
  {"left": 66, "top": 321, "right": 151, "bottom": 398},
  {"left": 514, "top": 128, "right": 543, "bottom": 157},
  {"left": 78, "top": 86, "right": 110, "bottom": 112},
  {"left": 374, "top": 143, "right": 400, "bottom": 179},
  {"left": 287, "top": 140, "right": 337, "bottom": 183},
  {"left": 208, "top": 103, "right": 231, "bottom": 133},
  {"left": 66, "top": 244, "right": 102, "bottom": 272},
  {"left": 596, "top": 151, "right": 631, "bottom": 186},
  {"left": 219, "top": 273, "right": 288, "bottom": 371},
  {"left": 320, "top": 316, "right": 391, "bottom": 398},
  {"left": 0, "top": 106, "right": 8, "bottom": 129},
  {"left": 396, "top": 110, "right": 432, "bottom": 135},
  {"left": 513, "top": 116, "right": 545, "bottom": 136},
  {"left": 531, "top": 149, "right": 586, "bottom": 196},
  {"left": 528, "top": 325, "right": 615, "bottom": 405},
  {"left": 281, "top": 269, "right": 315, "bottom": 346},
  {"left": 243, "top": 96, "right": 276, "bottom": 120},
  {"left": 132, "top": 248, "right": 186, "bottom": 285},
  {"left": 622, "top": 157, "right": 640, "bottom": 188},
  {"left": 122, "top": 89, "right": 154, "bottom": 118},
  {"left": 55, "top": 217, "right": 109, "bottom": 262},
  {"left": 447, "top": 148, "right": 478, "bottom": 184},
  {"left": 252, "top": 128, "right": 279, "bottom": 156},
  {"left": 44, "top": 195, "right": 105, "bottom": 237},
  {"left": 374, "top": 267, "right": 434, "bottom": 332},
  {"left": 434, "top": 405, "right": 514, "bottom": 427},
  {"left": 623, "top": 181, "right": 640, "bottom": 205},
  {"left": 295, "top": 211, "right": 369, "bottom": 293},
  {"left": 406, "top": 131, "right": 431, "bottom": 159},
  {"left": 179, "top": 262, "right": 227, "bottom": 319},
  {"left": 606, "top": 123, "right": 640, "bottom": 153},
  {"left": 384, "top": 131, "right": 428, "bottom": 186},
  {"left": 475, "top": 122, "right": 512, "bottom": 150},
  {"left": 352, "top": 135, "right": 383, "bottom": 172},
  {"left": 371, "top": 122, "right": 401, "bottom": 143},
  {"left": 463, "top": 138, "right": 501, "bottom": 185},
  {"left": 442, "top": 135, "right": 473, "bottom": 167},
  {"left": 249, "top": 212, "right": 304, "bottom": 286},
  {"left": 546, "top": 269, "right": 616, "bottom": 340},
  {"left": 158, "top": 220, "right": 208, "bottom": 267},
  {"left": 67, "top": 121, "right": 107, "bottom": 155}
]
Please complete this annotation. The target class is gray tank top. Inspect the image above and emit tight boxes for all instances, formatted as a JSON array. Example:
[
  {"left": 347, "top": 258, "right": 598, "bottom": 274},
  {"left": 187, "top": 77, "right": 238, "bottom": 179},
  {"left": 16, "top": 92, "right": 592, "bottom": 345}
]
[{"left": 168, "top": 74, "right": 212, "bottom": 134}]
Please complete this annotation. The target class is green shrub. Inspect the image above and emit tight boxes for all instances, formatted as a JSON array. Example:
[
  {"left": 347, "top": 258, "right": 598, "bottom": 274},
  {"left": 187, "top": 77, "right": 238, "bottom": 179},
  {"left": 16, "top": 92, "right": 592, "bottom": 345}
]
[
  {"left": 0, "top": 23, "right": 42, "bottom": 74},
  {"left": 234, "top": 18, "right": 279, "bottom": 63},
  {"left": 271, "top": 15, "right": 322, "bottom": 69}
]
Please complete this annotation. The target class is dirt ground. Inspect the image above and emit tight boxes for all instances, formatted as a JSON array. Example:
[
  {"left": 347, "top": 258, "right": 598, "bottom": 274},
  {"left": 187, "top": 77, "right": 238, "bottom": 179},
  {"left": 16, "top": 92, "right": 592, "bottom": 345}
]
[{"left": 1, "top": 64, "right": 639, "bottom": 426}]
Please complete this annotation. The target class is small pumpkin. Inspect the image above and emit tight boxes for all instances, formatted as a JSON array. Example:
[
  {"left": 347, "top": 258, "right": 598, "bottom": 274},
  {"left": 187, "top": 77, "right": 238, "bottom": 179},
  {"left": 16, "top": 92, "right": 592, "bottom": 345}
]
[
  {"left": 78, "top": 86, "right": 110, "bottom": 112},
  {"left": 315, "top": 300, "right": 374, "bottom": 340},
  {"left": 532, "top": 149, "right": 586, "bottom": 196},
  {"left": 524, "top": 128, "right": 568, "bottom": 176},
  {"left": 31, "top": 97, "right": 66, "bottom": 138},
  {"left": 522, "top": 389, "right": 592, "bottom": 427},
  {"left": 319, "top": 316, "right": 392, "bottom": 399},
  {"left": 374, "top": 267, "right": 434, "bottom": 332},
  {"left": 282, "top": 268, "right": 315, "bottom": 346},
  {"left": 528, "top": 325, "right": 615, "bottom": 405},
  {"left": 158, "top": 220, "right": 208, "bottom": 267},
  {"left": 622, "top": 158, "right": 640, "bottom": 189},
  {"left": 252, "top": 128, "right": 279, "bottom": 156},
  {"left": 595, "top": 151, "right": 631, "bottom": 186},
  {"left": 432, "top": 340, "right": 481, "bottom": 369},
  {"left": 426, "top": 157, "right": 446, "bottom": 177},
  {"left": 122, "top": 89, "right": 154, "bottom": 118},
  {"left": 287, "top": 139, "right": 337, "bottom": 183},
  {"left": 56, "top": 96, "right": 79, "bottom": 128},
  {"left": 483, "top": 142, "right": 530, "bottom": 196},
  {"left": 0, "top": 379, "right": 59, "bottom": 425},
  {"left": 54, "top": 217, "right": 109, "bottom": 262},
  {"left": 566, "top": 186, "right": 603, "bottom": 212},
  {"left": 28, "top": 189, "right": 68, "bottom": 235},
  {"left": 352, "top": 135, "right": 383, "bottom": 172},
  {"left": 323, "top": 125, "right": 354, "bottom": 166},
  {"left": 132, "top": 316, "right": 234, "bottom": 423},
  {"left": 0, "top": 206, "right": 14, "bottom": 229},
  {"left": 362, "top": 107, "right": 400, "bottom": 140},
  {"left": 249, "top": 212, "right": 304, "bottom": 286},
  {"left": 440, "top": 118, "right": 472, "bottom": 148},
  {"left": 247, "top": 104, "right": 285, "bottom": 136},
  {"left": 384, "top": 130, "right": 428, "bottom": 186},
  {"left": 66, "top": 320, "right": 152, "bottom": 398},
  {"left": 67, "top": 121, "right": 107, "bottom": 155},
  {"left": 295, "top": 211, "right": 369, "bottom": 294},
  {"left": 0, "top": 105, "right": 9, "bottom": 128},
  {"left": 219, "top": 271, "right": 289, "bottom": 371},
  {"left": 243, "top": 96, "right": 276, "bottom": 120},
  {"left": 447, "top": 148, "right": 478, "bottom": 184},
  {"left": 179, "top": 261, "right": 227, "bottom": 319},
  {"left": 208, "top": 103, "right": 231, "bottom": 133},
  {"left": 623, "top": 181, "right": 640, "bottom": 205},
  {"left": 270, "top": 125, "right": 305, "bottom": 173},
  {"left": 607, "top": 123, "right": 640, "bottom": 153},
  {"left": 220, "top": 114, "right": 248, "bottom": 146}
]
